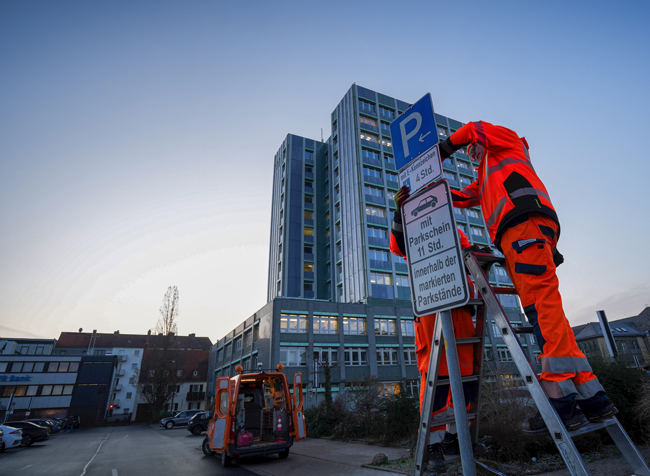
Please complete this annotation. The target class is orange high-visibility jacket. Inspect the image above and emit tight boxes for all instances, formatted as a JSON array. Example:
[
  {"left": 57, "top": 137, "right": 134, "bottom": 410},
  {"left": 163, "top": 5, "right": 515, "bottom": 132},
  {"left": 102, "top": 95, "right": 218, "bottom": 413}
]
[{"left": 439, "top": 121, "right": 559, "bottom": 249}]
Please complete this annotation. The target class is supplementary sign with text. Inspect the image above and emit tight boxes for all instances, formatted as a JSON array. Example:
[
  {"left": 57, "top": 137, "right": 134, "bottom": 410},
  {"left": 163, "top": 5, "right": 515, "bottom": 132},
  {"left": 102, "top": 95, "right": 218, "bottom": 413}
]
[{"left": 402, "top": 180, "right": 469, "bottom": 316}]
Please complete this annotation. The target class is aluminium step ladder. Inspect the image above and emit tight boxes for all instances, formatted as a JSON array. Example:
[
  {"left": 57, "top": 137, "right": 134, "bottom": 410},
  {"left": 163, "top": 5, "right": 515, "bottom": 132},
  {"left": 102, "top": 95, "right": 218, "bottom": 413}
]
[{"left": 412, "top": 248, "right": 650, "bottom": 476}]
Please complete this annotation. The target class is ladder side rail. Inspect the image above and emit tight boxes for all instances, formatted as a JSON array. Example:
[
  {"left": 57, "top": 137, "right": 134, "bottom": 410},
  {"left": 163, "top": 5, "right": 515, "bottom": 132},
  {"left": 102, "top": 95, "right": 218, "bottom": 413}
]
[
  {"left": 440, "top": 310, "right": 478, "bottom": 476},
  {"left": 470, "top": 301, "right": 488, "bottom": 443},
  {"left": 465, "top": 252, "right": 591, "bottom": 476},
  {"left": 605, "top": 418, "right": 650, "bottom": 476},
  {"left": 412, "top": 312, "right": 446, "bottom": 476}
]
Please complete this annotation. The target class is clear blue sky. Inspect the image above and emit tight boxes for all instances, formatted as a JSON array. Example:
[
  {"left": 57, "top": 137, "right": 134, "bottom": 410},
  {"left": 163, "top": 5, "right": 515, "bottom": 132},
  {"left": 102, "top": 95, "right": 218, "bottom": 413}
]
[{"left": 1, "top": 1, "right": 648, "bottom": 342}]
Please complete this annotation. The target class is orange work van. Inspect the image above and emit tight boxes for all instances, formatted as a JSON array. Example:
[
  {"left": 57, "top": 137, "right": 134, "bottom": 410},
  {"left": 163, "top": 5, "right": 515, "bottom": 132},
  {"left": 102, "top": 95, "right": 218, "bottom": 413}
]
[{"left": 202, "top": 366, "right": 306, "bottom": 467}]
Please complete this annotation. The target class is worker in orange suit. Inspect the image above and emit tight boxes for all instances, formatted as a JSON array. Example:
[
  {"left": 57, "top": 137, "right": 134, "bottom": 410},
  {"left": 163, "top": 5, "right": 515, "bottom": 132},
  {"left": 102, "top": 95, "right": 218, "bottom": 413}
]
[
  {"left": 390, "top": 187, "right": 484, "bottom": 473},
  {"left": 437, "top": 120, "right": 617, "bottom": 434}
]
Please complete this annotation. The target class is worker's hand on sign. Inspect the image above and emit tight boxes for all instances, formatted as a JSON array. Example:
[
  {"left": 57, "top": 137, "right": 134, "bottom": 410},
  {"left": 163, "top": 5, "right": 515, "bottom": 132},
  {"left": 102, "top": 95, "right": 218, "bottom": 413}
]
[{"left": 394, "top": 185, "right": 410, "bottom": 214}]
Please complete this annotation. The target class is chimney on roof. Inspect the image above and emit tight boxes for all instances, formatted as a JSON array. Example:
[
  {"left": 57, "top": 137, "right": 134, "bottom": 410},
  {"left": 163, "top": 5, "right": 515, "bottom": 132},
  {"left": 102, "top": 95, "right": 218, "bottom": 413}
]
[
  {"left": 114, "top": 330, "right": 119, "bottom": 335},
  {"left": 168, "top": 332, "right": 175, "bottom": 337},
  {"left": 147, "top": 330, "right": 151, "bottom": 335},
  {"left": 79, "top": 328, "right": 83, "bottom": 333},
  {"left": 189, "top": 333, "right": 196, "bottom": 338}
]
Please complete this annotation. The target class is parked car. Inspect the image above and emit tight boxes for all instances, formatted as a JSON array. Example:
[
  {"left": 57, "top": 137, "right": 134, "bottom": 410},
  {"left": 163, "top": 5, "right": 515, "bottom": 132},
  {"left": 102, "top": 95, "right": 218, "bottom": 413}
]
[
  {"left": 26, "top": 419, "right": 60, "bottom": 433},
  {"left": 186, "top": 411, "right": 212, "bottom": 435},
  {"left": 63, "top": 415, "right": 81, "bottom": 429},
  {"left": 202, "top": 365, "right": 306, "bottom": 467},
  {"left": 0, "top": 425, "right": 23, "bottom": 451},
  {"left": 160, "top": 410, "right": 203, "bottom": 429},
  {"left": 5, "top": 421, "right": 49, "bottom": 446}
]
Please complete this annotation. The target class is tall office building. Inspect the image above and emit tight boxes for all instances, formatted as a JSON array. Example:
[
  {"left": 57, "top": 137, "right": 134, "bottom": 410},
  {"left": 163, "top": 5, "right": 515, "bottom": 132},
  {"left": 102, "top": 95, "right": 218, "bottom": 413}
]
[{"left": 267, "top": 84, "right": 509, "bottom": 305}]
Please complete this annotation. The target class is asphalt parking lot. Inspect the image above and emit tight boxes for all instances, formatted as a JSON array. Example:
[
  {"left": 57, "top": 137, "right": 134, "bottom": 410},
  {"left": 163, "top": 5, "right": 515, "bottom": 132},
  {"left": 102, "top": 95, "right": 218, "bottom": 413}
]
[{"left": 0, "top": 424, "right": 256, "bottom": 476}]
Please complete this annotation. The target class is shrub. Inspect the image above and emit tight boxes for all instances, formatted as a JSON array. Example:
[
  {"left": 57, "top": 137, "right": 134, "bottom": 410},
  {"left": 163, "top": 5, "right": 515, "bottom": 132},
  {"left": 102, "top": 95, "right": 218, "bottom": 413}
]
[{"left": 378, "top": 382, "right": 419, "bottom": 447}]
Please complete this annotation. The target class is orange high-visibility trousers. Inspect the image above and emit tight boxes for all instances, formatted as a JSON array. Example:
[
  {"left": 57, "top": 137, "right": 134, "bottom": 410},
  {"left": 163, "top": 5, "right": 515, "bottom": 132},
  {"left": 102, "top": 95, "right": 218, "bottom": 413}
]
[
  {"left": 500, "top": 214, "right": 604, "bottom": 400},
  {"left": 416, "top": 306, "right": 475, "bottom": 440}
]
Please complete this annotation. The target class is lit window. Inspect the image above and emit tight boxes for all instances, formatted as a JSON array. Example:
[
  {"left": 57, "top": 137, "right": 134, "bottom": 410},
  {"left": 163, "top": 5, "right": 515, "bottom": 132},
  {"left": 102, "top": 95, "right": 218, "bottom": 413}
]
[
  {"left": 370, "top": 272, "right": 392, "bottom": 286},
  {"left": 280, "top": 314, "right": 308, "bottom": 333},
  {"left": 374, "top": 318, "right": 397, "bottom": 336},
  {"left": 313, "top": 315, "right": 338, "bottom": 334},
  {"left": 304, "top": 228, "right": 314, "bottom": 236},
  {"left": 304, "top": 264, "right": 313, "bottom": 272},
  {"left": 395, "top": 275, "right": 410, "bottom": 287},
  {"left": 343, "top": 317, "right": 367, "bottom": 335},
  {"left": 401, "top": 320, "right": 415, "bottom": 337}
]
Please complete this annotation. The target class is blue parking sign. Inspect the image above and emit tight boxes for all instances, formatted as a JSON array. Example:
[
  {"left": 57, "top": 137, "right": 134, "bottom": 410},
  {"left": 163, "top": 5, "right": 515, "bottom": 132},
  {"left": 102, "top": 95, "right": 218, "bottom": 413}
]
[{"left": 390, "top": 93, "right": 439, "bottom": 171}]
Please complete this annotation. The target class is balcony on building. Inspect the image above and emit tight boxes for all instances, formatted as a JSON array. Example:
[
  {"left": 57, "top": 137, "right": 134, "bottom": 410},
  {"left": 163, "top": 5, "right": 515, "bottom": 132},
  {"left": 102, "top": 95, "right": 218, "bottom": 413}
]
[
  {"left": 371, "top": 284, "right": 394, "bottom": 299},
  {"left": 396, "top": 286, "right": 411, "bottom": 301},
  {"left": 362, "top": 156, "right": 383, "bottom": 168},
  {"left": 366, "top": 215, "right": 388, "bottom": 226},
  {"left": 305, "top": 186, "right": 315, "bottom": 195},
  {"left": 304, "top": 202, "right": 314, "bottom": 211},
  {"left": 395, "top": 263, "right": 408, "bottom": 274},
  {"left": 304, "top": 218, "right": 314, "bottom": 227},
  {"left": 304, "top": 271, "right": 315, "bottom": 280},
  {"left": 111, "top": 398, "right": 121, "bottom": 408},
  {"left": 382, "top": 144, "right": 393, "bottom": 154},
  {"left": 472, "top": 235, "right": 489, "bottom": 245},
  {"left": 386, "top": 179, "right": 399, "bottom": 190},
  {"left": 304, "top": 235, "right": 314, "bottom": 244},
  {"left": 368, "top": 237, "right": 390, "bottom": 248},
  {"left": 385, "top": 162, "right": 396, "bottom": 172},
  {"left": 116, "top": 369, "right": 125, "bottom": 376},
  {"left": 305, "top": 170, "right": 314, "bottom": 179},
  {"left": 365, "top": 194, "right": 386, "bottom": 206},
  {"left": 114, "top": 383, "right": 123, "bottom": 391},
  {"left": 455, "top": 212, "right": 466, "bottom": 223},
  {"left": 468, "top": 216, "right": 484, "bottom": 226},
  {"left": 364, "top": 175, "right": 383, "bottom": 186},
  {"left": 360, "top": 122, "right": 379, "bottom": 134},
  {"left": 118, "top": 355, "right": 128, "bottom": 362},
  {"left": 304, "top": 290, "right": 315, "bottom": 299},
  {"left": 370, "top": 259, "right": 392, "bottom": 271},
  {"left": 304, "top": 252, "right": 315, "bottom": 262},
  {"left": 187, "top": 391, "right": 206, "bottom": 401}
]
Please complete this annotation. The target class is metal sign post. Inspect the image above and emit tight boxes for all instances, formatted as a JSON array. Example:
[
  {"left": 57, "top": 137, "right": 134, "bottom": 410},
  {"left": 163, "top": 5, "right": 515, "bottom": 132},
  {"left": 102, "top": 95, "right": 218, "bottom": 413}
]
[
  {"left": 597, "top": 310, "right": 618, "bottom": 359},
  {"left": 390, "top": 93, "right": 442, "bottom": 195},
  {"left": 401, "top": 180, "right": 469, "bottom": 316}
]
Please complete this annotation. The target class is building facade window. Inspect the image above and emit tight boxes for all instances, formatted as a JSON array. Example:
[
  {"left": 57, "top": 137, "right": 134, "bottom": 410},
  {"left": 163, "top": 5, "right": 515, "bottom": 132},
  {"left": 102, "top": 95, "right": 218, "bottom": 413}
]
[
  {"left": 395, "top": 275, "right": 409, "bottom": 287},
  {"left": 313, "top": 347, "right": 338, "bottom": 364},
  {"left": 244, "top": 330, "right": 252, "bottom": 347},
  {"left": 374, "top": 318, "right": 397, "bottom": 336},
  {"left": 342, "top": 317, "right": 366, "bottom": 335},
  {"left": 344, "top": 348, "right": 368, "bottom": 366},
  {"left": 401, "top": 320, "right": 415, "bottom": 337},
  {"left": 404, "top": 349, "right": 417, "bottom": 364},
  {"left": 280, "top": 314, "right": 307, "bottom": 333},
  {"left": 377, "top": 348, "right": 399, "bottom": 365},
  {"left": 365, "top": 205, "right": 386, "bottom": 217},
  {"left": 370, "top": 272, "right": 392, "bottom": 287},
  {"left": 280, "top": 347, "right": 307, "bottom": 366},
  {"left": 313, "top": 315, "right": 338, "bottom": 334}
]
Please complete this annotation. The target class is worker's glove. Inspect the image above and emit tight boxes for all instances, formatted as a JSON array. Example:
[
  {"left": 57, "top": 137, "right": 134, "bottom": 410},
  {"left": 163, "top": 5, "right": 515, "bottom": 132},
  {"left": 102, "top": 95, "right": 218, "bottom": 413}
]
[
  {"left": 553, "top": 249, "right": 564, "bottom": 267},
  {"left": 394, "top": 185, "right": 410, "bottom": 215}
]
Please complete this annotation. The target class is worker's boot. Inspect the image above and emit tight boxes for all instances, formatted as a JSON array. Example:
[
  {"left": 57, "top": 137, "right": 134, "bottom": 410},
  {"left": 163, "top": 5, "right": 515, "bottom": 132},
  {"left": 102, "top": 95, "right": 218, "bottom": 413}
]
[
  {"left": 425, "top": 443, "right": 446, "bottom": 473},
  {"left": 523, "top": 397, "right": 588, "bottom": 434},
  {"left": 441, "top": 431, "right": 487, "bottom": 457},
  {"left": 578, "top": 392, "right": 618, "bottom": 423}
]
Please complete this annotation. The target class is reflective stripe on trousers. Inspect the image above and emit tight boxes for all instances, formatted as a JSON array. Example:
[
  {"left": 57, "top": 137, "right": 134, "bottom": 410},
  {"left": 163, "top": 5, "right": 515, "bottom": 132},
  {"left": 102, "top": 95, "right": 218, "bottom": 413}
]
[{"left": 501, "top": 214, "right": 603, "bottom": 400}]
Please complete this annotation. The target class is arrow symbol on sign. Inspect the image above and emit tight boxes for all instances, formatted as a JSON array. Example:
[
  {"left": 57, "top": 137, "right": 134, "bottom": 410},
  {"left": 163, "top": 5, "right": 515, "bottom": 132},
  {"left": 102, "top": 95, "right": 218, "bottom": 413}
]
[{"left": 419, "top": 131, "right": 431, "bottom": 142}]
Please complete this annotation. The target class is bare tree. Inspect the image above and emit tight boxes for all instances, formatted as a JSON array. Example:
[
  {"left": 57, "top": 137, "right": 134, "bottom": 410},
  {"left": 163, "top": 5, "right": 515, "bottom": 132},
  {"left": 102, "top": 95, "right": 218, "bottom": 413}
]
[{"left": 135, "top": 286, "right": 185, "bottom": 417}]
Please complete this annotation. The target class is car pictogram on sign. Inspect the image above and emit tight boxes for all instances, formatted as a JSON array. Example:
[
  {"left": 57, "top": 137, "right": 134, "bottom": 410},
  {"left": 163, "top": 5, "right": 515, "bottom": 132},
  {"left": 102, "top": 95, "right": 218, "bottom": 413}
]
[{"left": 411, "top": 196, "right": 438, "bottom": 217}]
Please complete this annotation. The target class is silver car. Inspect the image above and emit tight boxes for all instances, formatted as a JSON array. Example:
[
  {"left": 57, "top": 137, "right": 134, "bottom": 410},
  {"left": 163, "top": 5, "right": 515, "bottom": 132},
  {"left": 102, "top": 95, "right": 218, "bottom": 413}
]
[{"left": 159, "top": 410, "right": 203, "bottom": 429}]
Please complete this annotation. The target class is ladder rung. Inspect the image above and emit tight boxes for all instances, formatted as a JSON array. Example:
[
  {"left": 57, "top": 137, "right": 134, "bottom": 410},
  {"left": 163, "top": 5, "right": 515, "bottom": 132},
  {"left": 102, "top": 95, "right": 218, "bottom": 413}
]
[
  {"left": 467, "top": 298, "right": 484, "bottom": 306},
  {"left": 487, "top": 286, "right": 519, "bottom": 295},
  {"left": 568, "top": 418, "right": 617, "bottom": 438},
  {"left": 437, "top": 375, "right": 480, "bottom": 385},
  {"left": 429, "top": 412, "right": 478, "bottom": 427},
  {"left": 466, "top": 250, "right": 505, "bottom": 266},
  {"left": 512, "top": 326, "right": 534, "bottom": 334},
  {"left": 456, "top": 337, "right": 482, "bottom": 344}
]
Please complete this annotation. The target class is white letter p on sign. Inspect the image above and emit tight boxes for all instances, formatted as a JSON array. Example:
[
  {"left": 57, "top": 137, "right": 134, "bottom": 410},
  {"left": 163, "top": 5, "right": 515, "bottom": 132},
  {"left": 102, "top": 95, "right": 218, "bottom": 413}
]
[{"left": 399, "top": 112, "right": 422, "bottom": 159}]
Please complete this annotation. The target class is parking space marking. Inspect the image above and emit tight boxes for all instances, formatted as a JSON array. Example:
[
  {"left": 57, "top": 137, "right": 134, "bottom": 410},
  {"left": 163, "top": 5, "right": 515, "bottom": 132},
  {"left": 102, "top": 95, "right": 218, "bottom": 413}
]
[{"left": 80, "top": 428, "right": 112, "bottom": 476}]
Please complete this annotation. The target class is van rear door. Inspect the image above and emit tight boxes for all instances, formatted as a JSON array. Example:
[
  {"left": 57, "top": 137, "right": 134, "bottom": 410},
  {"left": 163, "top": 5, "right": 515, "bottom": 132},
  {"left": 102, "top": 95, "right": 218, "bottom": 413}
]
[
  {"left": 292, "top": 373, "right": 306, "bottom": 441},
  {"left": 211, "top": 377, "right": 232, "bottom": 451}
]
